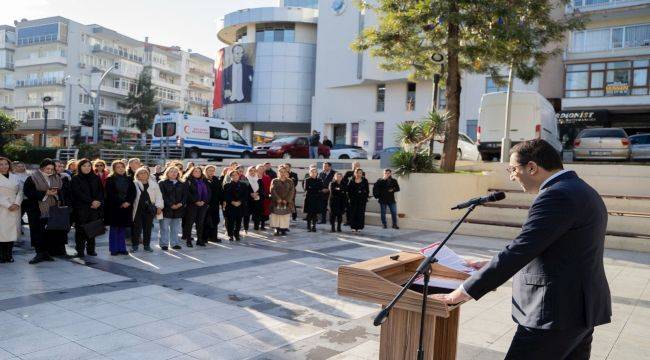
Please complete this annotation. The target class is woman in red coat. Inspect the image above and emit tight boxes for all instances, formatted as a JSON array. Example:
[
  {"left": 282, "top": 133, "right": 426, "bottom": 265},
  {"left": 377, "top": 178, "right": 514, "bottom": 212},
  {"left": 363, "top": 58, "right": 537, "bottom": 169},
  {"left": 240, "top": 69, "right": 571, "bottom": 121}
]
[{"left": 257, "top": 165, "right": 272, "bottom": 230}]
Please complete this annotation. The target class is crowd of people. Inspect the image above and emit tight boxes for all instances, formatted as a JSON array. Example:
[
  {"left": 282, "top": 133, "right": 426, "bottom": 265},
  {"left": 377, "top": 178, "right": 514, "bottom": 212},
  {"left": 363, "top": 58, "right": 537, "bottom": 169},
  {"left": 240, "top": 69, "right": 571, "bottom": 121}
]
[{"left": 0, "top": 156, "right": 400, "bottom": 265}]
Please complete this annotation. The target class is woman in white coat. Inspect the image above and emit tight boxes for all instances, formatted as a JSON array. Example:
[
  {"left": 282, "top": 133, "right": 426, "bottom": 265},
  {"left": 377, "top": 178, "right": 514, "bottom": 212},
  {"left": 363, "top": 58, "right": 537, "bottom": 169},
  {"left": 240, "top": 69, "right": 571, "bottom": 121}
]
[
  {"left": 0, "top": 157, "right": 23, "bottom": 263},
  {"left": 131, "top": 167, "right": 164, "bottom": 252}
]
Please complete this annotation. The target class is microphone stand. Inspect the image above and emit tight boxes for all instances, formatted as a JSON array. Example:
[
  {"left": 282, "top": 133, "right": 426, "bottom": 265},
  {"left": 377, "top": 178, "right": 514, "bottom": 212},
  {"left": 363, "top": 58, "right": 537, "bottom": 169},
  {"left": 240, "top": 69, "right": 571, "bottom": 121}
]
[{"left": 373, "top": 203, "right": 478, "bottom": 360}]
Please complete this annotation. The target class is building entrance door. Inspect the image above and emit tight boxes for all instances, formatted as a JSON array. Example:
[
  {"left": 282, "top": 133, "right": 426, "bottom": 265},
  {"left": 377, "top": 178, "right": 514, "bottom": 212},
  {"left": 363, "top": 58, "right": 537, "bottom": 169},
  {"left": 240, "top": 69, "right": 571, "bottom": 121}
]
[{"left": 333, "top": 124, "right": 346, "bottom": 145}]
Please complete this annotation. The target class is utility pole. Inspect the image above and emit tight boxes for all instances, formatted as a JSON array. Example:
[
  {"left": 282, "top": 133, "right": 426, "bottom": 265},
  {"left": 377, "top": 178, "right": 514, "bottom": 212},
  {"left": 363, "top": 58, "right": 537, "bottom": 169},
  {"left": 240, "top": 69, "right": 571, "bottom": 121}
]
[
  {"left": 41, "top": 96, "right": 52, "bottom": 146},
  {"left": 500, "top": 65, "right": 514, "bottom": 163},
  {"left": 64, "top": 75, "right": 72, "bottom": 149}
]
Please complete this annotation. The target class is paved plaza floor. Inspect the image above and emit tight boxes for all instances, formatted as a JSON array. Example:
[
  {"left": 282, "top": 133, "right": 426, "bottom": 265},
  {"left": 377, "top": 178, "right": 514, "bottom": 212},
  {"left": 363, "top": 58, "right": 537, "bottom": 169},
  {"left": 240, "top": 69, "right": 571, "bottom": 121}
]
[{"left": 0, "top": 222, "right": 648, "bottom": 360}]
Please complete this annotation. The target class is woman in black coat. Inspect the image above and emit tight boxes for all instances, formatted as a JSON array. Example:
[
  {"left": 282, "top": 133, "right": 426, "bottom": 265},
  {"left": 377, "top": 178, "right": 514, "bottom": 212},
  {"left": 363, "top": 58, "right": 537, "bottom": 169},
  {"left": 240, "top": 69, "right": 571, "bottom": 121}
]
[
  {"left": 346, "top": 168, "right": 369, "bottom": 232},
  {"left": 243, "top": 166, "right": 265, "bottom": 231},
  {"left": 104, "top": 160, "right": 136, "bottom": 255},
  {"left": 202, "top": 165, "right": 223, "bottom": 244},
  {"left": 303, "top": 168, "right": 324, "bottom": 232},
  {"left": 71, "top": 158, "right": 104, "bottom": 258},
  {"left": 329, "top": 172, "right": 347, "bottom": 232},
  {"left": 182, "top": 167, "right": 211, "bottom": 247},
  {"left": 223, "top": 170, "right": 248, "bottom": 241},
  {"left": 158, "top": 166, "right": 187, "bottom": 250}
]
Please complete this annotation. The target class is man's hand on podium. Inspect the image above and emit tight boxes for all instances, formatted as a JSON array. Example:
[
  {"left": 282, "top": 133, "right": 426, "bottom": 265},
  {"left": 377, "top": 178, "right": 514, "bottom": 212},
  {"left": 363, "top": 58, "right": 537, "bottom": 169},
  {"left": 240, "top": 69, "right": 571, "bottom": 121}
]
[
  {"left": 431, "top": 287, "right": 471, "bottom": 304},
  {"left": 465, "top": 259, "right": 489, "bottom": 270}
]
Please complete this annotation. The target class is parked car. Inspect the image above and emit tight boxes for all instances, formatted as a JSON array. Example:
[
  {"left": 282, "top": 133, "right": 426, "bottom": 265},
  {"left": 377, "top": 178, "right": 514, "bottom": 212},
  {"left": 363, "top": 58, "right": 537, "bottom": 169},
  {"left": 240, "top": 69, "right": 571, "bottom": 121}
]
[
  {"left": 630, "top": 133, "right": 650, "bottom": 161},
  {"left": 433, "top": 132, "right": 482, "bottom": 161},
  {"left": 373, "top": 147, "right": 400, "bottom": 160},
  {"left": 252, "top": 136, "right": 330, "bottom": 159},
  {"left": 329, "top": 144, "right": 368, "bottom": 159},
  {"left": 573, "top": 128, "right": 630, "bottom": 161}
]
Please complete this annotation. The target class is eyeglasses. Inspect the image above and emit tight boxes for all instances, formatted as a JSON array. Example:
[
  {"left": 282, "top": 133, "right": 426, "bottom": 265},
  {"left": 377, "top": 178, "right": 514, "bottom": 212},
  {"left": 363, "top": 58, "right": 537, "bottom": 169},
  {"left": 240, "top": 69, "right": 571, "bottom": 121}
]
[
  {"left": 505, "top": 164, "right": 525, "bottom": 175},
  {"left": 95, "top": 165, "right": 105, "bottom": 168}
]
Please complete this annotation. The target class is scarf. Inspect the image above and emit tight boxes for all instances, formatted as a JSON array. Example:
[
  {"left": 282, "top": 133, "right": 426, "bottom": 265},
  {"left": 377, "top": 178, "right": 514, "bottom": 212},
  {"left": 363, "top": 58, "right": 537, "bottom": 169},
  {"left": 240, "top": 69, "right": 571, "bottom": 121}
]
[
  {"left": 31, "top": 170, "right": 62, "bottom": 217},
  {"left": 246, "top": 175, "right": 259, "bottom": 193},
  {"left": 195, "top": 179, "right": 208, "bottom": 201}
]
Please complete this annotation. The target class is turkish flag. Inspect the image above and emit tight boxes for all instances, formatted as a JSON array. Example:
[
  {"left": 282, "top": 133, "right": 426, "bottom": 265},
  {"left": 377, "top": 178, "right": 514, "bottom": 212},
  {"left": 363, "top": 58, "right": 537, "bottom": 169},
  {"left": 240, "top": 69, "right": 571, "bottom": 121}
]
[{"left": 213, "top": 48, "right": 224, "bottom": 110}]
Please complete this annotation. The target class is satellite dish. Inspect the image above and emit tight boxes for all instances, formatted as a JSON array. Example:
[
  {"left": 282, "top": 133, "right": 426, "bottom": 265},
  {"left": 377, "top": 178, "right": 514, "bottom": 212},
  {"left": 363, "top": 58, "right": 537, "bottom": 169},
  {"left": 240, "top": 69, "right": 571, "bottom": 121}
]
[{"left": 42, "top": 96, "right": 53, "bottom": 102}]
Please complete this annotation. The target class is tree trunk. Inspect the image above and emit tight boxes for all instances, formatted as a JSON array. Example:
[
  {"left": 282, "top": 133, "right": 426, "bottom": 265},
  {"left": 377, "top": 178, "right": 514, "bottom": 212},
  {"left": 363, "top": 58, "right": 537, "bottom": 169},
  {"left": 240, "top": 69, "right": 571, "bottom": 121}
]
[{"left": 440, "top": 6, "right": 461, "bottom": 173}]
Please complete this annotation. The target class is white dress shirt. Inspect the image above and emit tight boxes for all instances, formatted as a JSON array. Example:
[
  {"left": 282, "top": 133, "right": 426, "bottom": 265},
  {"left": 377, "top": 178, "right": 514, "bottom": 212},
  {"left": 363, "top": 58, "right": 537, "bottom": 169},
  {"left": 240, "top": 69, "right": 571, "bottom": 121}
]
[{"left": 230, "top": 63, "right": 245, "bottom": 102}]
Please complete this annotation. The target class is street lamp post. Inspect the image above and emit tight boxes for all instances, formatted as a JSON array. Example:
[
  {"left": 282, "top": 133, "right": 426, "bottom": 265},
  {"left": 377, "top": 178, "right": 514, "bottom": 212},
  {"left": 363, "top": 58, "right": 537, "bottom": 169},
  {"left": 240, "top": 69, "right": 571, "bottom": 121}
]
[
  {"left": 92, "top": 62, "right": 120, "bottom": 143},
  {"left": 64, "top": 75, "right": 72, "bottom": 149},
  {"left": 41, "top": 96, "right": 52, "bottom": 146},
  {"left": 500, "top": 65, "right": 515, "bottom": 162}
]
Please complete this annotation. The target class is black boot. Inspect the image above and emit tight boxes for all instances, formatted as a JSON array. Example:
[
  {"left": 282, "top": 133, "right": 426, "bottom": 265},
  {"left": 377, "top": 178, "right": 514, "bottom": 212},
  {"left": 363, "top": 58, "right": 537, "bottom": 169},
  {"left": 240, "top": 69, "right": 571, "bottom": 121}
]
[
  {"left": 186, "top": 240, "right": 194, "bottom": 248},
  {"left": 337, "top": 223, "right": 342, "bottom": 232}
]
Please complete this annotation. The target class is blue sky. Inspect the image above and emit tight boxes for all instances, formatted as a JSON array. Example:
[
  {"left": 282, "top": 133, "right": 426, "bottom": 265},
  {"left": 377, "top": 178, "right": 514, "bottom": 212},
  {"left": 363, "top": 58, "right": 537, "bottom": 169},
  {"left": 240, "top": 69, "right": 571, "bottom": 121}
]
[{"left": 1, "top": 0, "right": 278, "bottom": 58}]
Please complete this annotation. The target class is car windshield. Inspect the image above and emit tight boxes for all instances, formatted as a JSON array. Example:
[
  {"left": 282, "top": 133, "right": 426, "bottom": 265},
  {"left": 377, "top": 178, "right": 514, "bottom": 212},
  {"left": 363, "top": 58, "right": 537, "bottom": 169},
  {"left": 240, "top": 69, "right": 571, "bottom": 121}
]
[
  {"left": 272, "top": 136, "right": 297, "bottom": 144},
  {"left": 630, "top": 135, "right": 649, "bottom": 145},
  {"left": 579, "top": 129, "right": 627, "bottom": 138}
]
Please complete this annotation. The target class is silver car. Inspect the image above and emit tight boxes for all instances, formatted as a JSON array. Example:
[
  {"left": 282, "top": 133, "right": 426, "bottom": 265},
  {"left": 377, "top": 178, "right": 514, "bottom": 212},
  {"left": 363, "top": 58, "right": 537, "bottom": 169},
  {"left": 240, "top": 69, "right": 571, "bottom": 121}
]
[
  {"left": 630, "top": 134, "right": 650, "bottom": 161},
  {"left": 573, "top": 128, "right": 630, "bottom": 161}
]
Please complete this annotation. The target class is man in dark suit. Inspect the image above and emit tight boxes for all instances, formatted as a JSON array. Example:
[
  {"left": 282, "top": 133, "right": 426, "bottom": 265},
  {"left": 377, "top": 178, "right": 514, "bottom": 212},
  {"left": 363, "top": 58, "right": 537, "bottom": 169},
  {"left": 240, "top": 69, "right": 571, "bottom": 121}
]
[
  {"left": 433, "top": 139, "right": 611, "bottom": 359},
  {"left": 223, "top": 44, "right": 253, "bottom": 104},
  {"left": 317, "top": 162, "right": 336, "bottom": 224}
]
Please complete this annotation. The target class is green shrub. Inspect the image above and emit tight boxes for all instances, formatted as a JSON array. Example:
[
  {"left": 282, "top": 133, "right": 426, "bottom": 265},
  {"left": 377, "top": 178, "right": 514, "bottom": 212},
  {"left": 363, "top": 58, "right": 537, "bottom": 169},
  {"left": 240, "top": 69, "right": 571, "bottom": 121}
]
[
  {"left": 1, "top": 140, "right": 57, "bottom": 164},
  {"left": 391, "top": 149, "right": 437, "bottom": 177},
  {"left": 77, "top": 142, "right": 130, "bottom": 159}
]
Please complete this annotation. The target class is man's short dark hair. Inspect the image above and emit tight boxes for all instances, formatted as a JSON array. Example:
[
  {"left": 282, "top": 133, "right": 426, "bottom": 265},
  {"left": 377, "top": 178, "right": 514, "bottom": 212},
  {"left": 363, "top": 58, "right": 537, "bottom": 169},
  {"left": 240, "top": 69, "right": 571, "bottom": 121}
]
[
  {"left": 510, "top": 139, "right": 563, "bottom": 171},
  {"left": 323, "top": 162, "right": 332, "bottom": 167},
  {"left": 384, "top": 168, "right": 392, "bottom": 173},
  {"left": 40, "top": 158, "right": 56, "bottom": 169}
]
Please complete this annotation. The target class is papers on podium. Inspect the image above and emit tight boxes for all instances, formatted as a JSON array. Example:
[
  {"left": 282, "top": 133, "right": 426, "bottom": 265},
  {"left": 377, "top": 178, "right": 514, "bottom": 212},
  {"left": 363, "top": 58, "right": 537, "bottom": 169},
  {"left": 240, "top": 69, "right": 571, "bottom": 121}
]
[{"left": 413, "top": 242, "right": 476, "bottom": 289}]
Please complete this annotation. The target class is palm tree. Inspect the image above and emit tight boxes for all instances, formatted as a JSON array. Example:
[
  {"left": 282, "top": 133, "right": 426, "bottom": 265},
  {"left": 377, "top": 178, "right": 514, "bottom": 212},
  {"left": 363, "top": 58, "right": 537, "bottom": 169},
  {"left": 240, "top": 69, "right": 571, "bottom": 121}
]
[{"left": 421, "top": 110, "right": 450, "bottom": 157}]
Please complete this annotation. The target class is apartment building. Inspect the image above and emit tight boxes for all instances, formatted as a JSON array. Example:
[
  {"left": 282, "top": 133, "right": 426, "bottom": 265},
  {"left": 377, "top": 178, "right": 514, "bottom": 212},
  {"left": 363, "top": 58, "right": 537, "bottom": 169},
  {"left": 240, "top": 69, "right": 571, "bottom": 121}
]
[
  {"left": 9, "top": 16, "right": 214, "bottom": 147},
  {"left": 561, "top": 0, "right": 650, "bottom": 144},
  {"left": 0, "top": 26, "right": 15, "bottom": 118}
]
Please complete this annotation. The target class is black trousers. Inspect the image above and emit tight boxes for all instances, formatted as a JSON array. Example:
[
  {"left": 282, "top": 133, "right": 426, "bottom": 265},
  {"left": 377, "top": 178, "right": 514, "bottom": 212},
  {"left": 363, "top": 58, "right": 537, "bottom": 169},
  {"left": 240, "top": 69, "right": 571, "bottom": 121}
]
[
  {"left": 505, "top": 325, "right": 593, "bottom": 360},
  {"left": 132, "top": 208, "right": 154, "bottom": 247},
  {"left": 183, "top": 204, "right": 208, "bottom": 242},
  {"left": 202, "top": 207, "right": 221, "bottom": 242},
  {"left": 225, "top": 214, "right": 242, "bottom": 238},
  {"left": 330, "top": 213, "right": 342, "bottom": 230},
  {"left": 0, "top": 242, "right": 14, "bottom": 261},
  {"left": 26, "top": 209, "right": 47, "bottom": 254},
  {"left": 74, "top": 229, "right": 96, "bottom": 255}
]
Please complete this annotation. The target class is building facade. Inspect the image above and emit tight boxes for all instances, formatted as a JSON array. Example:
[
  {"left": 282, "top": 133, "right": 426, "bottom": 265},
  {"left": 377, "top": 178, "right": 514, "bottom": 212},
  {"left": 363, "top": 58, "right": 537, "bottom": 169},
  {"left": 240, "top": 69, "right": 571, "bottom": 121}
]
[
  {"left": 560, "top": 0, "right": 650, "bottom": 144},
  {"left": 9, "top": 16, "right": 214, "bottom": 147},
  {"left": 0, "top": 26, "right": 15, "bottom": 118},
  {"left": 213, "top": 0, "right": 318, "bottom": 143}
]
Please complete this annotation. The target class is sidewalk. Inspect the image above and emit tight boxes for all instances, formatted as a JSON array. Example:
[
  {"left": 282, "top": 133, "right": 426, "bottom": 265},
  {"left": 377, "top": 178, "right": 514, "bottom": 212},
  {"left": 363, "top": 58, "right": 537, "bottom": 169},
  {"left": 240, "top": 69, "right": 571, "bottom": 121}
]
[{"left": 0, "top": 224, "right": 647, "bottom": 359}]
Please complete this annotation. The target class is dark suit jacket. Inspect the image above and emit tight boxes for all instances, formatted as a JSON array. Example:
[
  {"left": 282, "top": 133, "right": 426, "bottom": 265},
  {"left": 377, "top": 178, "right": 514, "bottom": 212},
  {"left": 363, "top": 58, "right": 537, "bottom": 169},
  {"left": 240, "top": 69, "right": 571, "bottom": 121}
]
[
  {"left": 223, "top": 63, "right": 253, "bottom": 104},
  {"left": 463, "top": 171, "right": 612, "bottom": 330}
]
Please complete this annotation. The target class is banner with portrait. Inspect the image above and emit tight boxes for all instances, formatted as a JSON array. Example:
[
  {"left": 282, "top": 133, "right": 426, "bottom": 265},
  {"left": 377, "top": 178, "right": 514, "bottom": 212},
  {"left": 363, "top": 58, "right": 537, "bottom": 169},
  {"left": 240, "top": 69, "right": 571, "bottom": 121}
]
[{"left": 213, "top": 43, "right": 255, "bottom": 109}]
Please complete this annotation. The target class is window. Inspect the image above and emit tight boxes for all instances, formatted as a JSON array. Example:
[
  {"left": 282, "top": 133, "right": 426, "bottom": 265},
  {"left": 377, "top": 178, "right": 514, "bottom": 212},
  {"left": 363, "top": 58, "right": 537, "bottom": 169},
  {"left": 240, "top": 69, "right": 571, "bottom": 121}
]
[
  {"left": 284, "top": 0, "right": 318, "bottom": 8},
  {"left": 235, "top": 27, "right": 247, "bottom": 43},
  {"left": 486, "top": 76, "right": 508, "bottom": 93},
  {"left": 630, "top": 135, "right": 650, "bottom": 145},
  {"left": 16, "top": 23, "right": 59, "bottom": 45},
  {"left": 570, "top": 23, "right": 650, "bottom": 53},
  {"left": 209, "top": 127, "right": 228, "bottom": 140},
  {"left": 232, "top": 132, "right": 247, "bottom": 145},
  {"left": 154, "top": 123, "right": 176, "bottom": 137},
  {"left": 351, "top": 123, "right": 359, "bottom": 146},
  {"left": 375, "top": 122, "right": 384, "bottom": 151},
  {"left": 376, "top": 84, "right": 385, "bottom": 112},
  {"left": 255, "top": 23, "right": 296, "bottom": 43},
  {"left": 406, "top": 82, "right": 416, "bottom": 111},
  {"left": 295, "top": 137, "right": 308, "bottom": 146},
  {"left": 466, "top": 120, "right": 478, "bottom": 141}
]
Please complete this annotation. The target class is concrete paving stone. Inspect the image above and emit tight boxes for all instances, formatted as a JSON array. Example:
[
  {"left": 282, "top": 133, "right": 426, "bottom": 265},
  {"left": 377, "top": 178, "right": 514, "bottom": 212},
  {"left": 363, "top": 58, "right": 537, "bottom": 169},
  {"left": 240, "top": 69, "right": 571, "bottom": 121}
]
[
  {"left": 167, "top": 311, "right": 222, "bottom": 329},
  {"left": 96, "top": 311, "right": 159, "bottom": 329},
  {"left": 188, "top": 340, "right": 262, "bottom": 360},
  {"left": 123, "top": 319, "right": 189, "bottom": 341},
  {"left": 73, "top": 330, "right": 145, "bottom": 355},
  {"left": 51, "top": 295, "right": 109, "bottom": 310},
  {"left": 0, "top": 348, "right": 16, "bottom": 360},
  {"left": 0, "top": 321, "right": 43, "bottom": 342},
  {"left": 18, "top": 341, "right": 98, "bottom": 360},
  {"left": 136, "top": 302, "right": 194, "bottom": 320},
  {"left": 50, "top": 320, "right": 117, "bottom": 341},
  {"left": 154, "top": 330, "right": 223, "bottom": 353},
  {"left": 22, "top": 309, "right": 90, "bottom": 329},
  {"left": 6, "top": 303, "right": 63, "bottom": 320},
  {"left": 328, "top": 340, "right": 380, "bottom": 360},
  {"left": 197, "top": 321, "right": 261, "bottom": 341},
  {"left": 0, "top": 329, "right": 69, "bottom": 356},
  {"left": 103, "top": 341, "right": 182, "bottom": 360}
]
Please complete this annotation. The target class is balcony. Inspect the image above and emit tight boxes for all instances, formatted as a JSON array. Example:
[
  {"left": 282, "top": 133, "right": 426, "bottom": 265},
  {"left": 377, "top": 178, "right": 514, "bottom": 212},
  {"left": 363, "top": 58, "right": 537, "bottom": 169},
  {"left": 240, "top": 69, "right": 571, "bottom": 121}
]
[
  {"left": 100, "top": 85, "right": 129, "bottom": 97},
  {"left": 189, "top": 98, "right": 211, "bottom": 107},
  {"left": 16, "top": 34, "right": 64, "bottom": 47},
  {"left": 15, "top": 53, "right": 67, "bottom": 68},
  {"left": 567, "top": 0, "right": 650, "bottom": 13},
  {"left": 189, "top": 67, "right": 213, "bottom": 77},
  {"left": 14, "top": 99, "right": 65, "bottom": 108},
  {"left": 188, "top": 81, "right": 212, "bottom": 91},
  {"left": 17, "top": 119, "right": 65, "bottom": 131},
  {"left": 92, "top": 44, "right": 143, "bottom": 63},
  {"left": 15, "top": 78, "right": 65, "bottom": 88},
  {"left": 562, "top": 94, "right": 650, "bottom": 110},
  {"left": 0, "top": 62, "right": 13, "bottom": 70}
]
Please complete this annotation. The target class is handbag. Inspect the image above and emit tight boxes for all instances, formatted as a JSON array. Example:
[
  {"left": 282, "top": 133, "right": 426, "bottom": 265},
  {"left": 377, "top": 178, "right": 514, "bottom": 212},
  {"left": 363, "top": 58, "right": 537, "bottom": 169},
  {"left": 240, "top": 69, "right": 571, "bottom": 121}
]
[
  {"left": 46, "top": 205, "right": 71, "bottom": 231},
  {"left": 81, "top": 219, "right": 106, "bottom": 238}
]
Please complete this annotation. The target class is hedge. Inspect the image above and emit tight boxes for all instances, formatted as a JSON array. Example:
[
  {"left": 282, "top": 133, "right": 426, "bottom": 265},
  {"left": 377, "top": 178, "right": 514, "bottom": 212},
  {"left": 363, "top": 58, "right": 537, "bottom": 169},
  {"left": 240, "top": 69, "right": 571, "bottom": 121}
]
[{"left": 1, "top": 140, "right": 57, "bottom": 164}]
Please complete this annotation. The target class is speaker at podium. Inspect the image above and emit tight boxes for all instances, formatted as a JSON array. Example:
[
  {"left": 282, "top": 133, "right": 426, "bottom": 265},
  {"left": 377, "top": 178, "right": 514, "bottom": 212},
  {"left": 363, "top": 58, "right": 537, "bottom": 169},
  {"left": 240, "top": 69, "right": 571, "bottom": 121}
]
[{"left": 337, "top": 250, "right": 471, "bottom": 360}]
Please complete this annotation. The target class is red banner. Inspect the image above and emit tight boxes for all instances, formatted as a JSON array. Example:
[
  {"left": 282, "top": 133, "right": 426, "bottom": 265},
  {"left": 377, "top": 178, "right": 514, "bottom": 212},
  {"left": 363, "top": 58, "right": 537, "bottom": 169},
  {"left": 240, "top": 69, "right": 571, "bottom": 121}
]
[{"left": 213, "top": 48, "right": 224, "bottom": 110}]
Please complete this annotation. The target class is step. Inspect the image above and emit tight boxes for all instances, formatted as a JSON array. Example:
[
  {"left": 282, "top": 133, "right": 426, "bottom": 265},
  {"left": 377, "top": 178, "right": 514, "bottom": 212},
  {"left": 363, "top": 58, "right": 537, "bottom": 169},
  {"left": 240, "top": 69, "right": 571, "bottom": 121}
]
[
  {"left": 488, "top": 174, "right": 650, "bottom": 197},
  {"left": 472, "top": 206, "right": 650, "bottom": 235},
  {"left": 362, "top": 214, "right": 650, "bottom": 252}
]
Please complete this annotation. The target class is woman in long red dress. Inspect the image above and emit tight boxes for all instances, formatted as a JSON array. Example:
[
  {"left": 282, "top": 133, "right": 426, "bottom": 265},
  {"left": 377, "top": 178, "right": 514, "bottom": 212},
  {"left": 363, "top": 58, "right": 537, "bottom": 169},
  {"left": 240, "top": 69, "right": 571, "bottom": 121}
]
[{"left": 257, "top": 165, "right": 272, "bottom": 230}]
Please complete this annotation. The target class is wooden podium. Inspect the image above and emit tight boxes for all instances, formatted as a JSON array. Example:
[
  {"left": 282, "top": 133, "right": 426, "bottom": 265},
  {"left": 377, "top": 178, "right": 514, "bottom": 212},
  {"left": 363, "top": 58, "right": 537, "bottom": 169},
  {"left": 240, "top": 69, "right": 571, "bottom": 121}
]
[{"left": 337, "top": 251, "right": 469, "bottom": 360}]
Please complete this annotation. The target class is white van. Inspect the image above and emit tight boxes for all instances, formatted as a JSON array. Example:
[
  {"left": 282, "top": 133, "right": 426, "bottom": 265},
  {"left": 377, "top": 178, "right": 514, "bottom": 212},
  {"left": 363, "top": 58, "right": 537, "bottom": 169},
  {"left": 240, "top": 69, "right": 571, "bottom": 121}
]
[
  {"left": 152, "top": 113, "right": 253, "bottom": 159},
  {"left": 477, "top": 91, "right": 561, "bottom": 161}
]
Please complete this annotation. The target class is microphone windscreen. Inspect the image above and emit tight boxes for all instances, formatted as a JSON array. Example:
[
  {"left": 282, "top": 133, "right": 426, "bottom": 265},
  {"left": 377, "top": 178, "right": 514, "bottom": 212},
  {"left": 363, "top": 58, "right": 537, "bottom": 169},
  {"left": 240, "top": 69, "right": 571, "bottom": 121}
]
[{"left": 491, "top": 191, "right": 506, "bottom": 201}]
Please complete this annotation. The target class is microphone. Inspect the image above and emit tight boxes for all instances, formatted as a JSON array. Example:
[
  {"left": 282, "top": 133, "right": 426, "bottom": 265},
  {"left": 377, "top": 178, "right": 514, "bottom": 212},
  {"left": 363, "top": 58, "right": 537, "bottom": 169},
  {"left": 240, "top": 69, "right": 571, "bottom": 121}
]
[{"left": 451, "top": 191, "right": 506, "bottom": 210}]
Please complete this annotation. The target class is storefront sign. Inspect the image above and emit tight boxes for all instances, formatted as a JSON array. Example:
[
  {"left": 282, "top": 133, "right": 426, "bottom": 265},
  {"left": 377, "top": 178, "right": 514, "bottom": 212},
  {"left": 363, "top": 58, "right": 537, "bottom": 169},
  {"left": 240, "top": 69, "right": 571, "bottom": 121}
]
[
  {"left": 605, "top": 81, "right": 629, "bottom": 96},
  {"left": 555, "top": 110, "right": 608, "bottom": 126}
]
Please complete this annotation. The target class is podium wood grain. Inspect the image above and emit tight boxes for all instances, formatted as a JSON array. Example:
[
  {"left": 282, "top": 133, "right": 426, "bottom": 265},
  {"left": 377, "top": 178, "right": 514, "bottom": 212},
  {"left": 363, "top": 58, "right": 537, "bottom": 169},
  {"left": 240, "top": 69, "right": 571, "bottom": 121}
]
[{"left": 338, "top": 251, "right": 467, "bottom": 360}]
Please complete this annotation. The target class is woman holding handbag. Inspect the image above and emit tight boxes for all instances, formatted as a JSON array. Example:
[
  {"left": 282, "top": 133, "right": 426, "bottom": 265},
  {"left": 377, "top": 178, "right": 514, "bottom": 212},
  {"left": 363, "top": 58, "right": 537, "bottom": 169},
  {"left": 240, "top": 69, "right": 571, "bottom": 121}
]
[
  {"left": 71, "top": 158, "right": 104, "bottom": 258},
  {"left": 23, "top": 158, "right": 63, "bottom": 264},
  {"left": 104, "top": 160, "right": 136, "bottom": 256},
  {"left": 222, "top": 169, "right": 247, "bottom": 241},
  {"left": 131, "top": 167, "right": 163, "bottom": 252}
]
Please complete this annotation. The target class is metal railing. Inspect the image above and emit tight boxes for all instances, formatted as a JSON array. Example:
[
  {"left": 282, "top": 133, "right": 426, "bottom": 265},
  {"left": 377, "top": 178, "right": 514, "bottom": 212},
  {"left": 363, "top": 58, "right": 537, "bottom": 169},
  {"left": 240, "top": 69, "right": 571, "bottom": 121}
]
[
  {"left": 99, "top": 147, "right": 184, "bottom": 164},
  {"left": 55, "top": 148, "right": 79, "bottom": 162}
]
